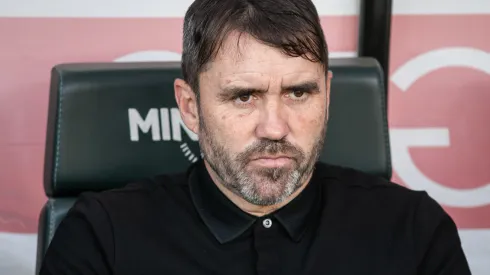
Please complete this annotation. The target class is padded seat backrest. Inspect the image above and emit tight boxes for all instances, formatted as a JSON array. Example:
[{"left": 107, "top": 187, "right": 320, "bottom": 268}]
[{"left": 36, "top": 58, "right": 391, "bottom": 273}]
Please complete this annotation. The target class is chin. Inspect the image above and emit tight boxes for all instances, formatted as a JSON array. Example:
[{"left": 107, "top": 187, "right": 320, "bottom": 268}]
[{"left": 253, "top": 176, "right": 298, "bottom": 199}]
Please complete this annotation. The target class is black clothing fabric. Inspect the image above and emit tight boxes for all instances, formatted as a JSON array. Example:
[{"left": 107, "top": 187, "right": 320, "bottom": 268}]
[{"left": 40, "top": 161, "right": 471, "bottom": 275}]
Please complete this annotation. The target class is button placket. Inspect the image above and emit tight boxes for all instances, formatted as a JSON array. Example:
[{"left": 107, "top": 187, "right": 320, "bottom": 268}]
[{"left": 254, "top": 217, "right": 278, "bottom": 275}]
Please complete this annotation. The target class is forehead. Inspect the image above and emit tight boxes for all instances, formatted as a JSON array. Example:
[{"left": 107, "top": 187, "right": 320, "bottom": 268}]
[{"left": 202, "top": 32, "right": 324, "bottom": 81}]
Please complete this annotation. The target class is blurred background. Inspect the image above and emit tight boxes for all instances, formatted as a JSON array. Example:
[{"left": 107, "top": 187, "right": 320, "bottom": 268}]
[{"left": 0, "top": 0, "right": 489, "bottom": 274}]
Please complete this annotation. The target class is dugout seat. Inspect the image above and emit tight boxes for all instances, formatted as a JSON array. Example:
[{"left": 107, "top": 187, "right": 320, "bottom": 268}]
[{"left": 36, "top": 57, "right": 391, "bottom": 273}]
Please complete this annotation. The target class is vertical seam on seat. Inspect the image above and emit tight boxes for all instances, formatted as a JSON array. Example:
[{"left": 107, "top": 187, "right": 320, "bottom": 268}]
[
  {"left": 376, "top": 65, "right": 393, "bottom": 179},
  {"left": 48, "top": 199, "right": 56, "bottom": 241},
  {"left": 53, "top": 72, "right": 64, "bottom": 191}
]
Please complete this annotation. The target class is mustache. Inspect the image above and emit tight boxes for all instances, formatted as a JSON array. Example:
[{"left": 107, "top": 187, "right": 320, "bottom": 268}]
[{"left": 236, "top": 139, "right": 305, "bottom": 163}]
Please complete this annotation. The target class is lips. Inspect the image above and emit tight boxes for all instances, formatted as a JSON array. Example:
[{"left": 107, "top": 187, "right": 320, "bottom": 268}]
[
  {"left": 251, "top": 155, "right": 291, "bottom": 161},
  {"left": 250, "top": 156, "right": 294, "bottom": 168}
]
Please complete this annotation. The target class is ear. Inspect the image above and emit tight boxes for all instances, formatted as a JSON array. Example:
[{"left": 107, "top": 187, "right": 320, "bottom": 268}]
[
  {"left": 174, "top": 78, "right": 199, "bottom": 134},
  {"left": 326, "top": 70, "right": 333, "bottom": 105},
  {"left": 326, "top": 70, "right": 333, "bottom": 117}
]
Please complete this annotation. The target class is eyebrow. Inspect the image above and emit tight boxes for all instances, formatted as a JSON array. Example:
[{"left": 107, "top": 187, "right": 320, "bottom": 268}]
[
  {"left": 218, "top": 86, "right": 268, "bottom": 101},
  {"left": 218, "top": 80, "right": 320, "bottom": 101},
  {"left": 282, "top": 81, "right": 319, "bottom": 92}
]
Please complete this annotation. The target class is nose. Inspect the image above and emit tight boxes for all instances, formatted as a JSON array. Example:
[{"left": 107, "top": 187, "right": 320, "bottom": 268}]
[{"left": 255, "top": 98, "right": 289, "bottom": 141}]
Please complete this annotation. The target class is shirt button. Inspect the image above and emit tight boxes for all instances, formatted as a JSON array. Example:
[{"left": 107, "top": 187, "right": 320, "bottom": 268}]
[{"left": 263, "top": 218, "right": 272, "bottom": 228}]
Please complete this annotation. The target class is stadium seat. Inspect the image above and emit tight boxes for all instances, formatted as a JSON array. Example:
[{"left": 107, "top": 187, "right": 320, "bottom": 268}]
[{"left": 36, "top": 57, "right": 391, "bottom": 273}]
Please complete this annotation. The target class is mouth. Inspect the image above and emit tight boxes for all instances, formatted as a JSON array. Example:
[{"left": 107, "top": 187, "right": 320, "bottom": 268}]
[{"left": 249, "top": 155, "right": 294, "bottom": 168}]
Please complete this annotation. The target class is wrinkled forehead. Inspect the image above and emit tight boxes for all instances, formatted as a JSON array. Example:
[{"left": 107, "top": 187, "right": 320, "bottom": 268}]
[{"left": 201, "top": 32, "right": 325, "bottom": 84}]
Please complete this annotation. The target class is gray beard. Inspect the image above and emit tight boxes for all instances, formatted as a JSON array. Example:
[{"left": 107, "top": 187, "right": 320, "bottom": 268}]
[{"left": 197, "top": 112, "right": 327, "bottom": 206}]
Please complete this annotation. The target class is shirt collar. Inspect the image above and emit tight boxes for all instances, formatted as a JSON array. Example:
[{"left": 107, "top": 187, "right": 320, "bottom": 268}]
[{"left": 189, "top": 160, "right": 327, "bottom": 244}]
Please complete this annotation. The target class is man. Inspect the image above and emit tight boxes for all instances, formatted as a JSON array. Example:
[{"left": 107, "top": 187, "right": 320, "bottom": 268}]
[{"left": 40, "top": 0, "right": 471, "bottom": 274}]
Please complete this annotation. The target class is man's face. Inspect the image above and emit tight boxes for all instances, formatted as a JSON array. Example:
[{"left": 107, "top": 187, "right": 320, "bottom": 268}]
[{"left": 185, "top": 32, "right": 330, "bottom": 206}]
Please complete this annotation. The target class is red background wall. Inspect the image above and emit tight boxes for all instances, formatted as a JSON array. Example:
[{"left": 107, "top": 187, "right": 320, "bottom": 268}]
[{"left": 0, "top": 1, "right": 489, "bottom": 274}]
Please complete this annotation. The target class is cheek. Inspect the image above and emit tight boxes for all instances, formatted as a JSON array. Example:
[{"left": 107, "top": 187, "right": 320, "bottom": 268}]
[
  {"left": 205, "top": 107, "right": 256, "bottom": 148},
  {"left": 294, "top": 114, "right": 323, "bottom": 135},
  {"left": 290, "top": 102, "right": 326, "bottom": 146}
]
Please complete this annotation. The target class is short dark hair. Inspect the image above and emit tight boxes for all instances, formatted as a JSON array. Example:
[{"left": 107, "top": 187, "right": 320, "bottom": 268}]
[{"left": 181, "top": 0, "right": 329, "bottom": 94}]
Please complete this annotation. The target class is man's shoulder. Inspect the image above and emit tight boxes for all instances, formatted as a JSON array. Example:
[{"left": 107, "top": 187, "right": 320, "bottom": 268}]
[
  {"left": 317, "top": 161, "right": 431, "bottom": 211},
  {"left": 318, "top": 161, "right": 399, "bottom": 188},
  {"left": 317, "top": 161, "right": 450, "bottom": 229},
  {"left": 74, "top": 171, "right": 190, "bottom": 216}
]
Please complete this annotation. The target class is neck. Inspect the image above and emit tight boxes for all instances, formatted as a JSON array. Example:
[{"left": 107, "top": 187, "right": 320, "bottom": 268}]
[{"left": 204, "top": 161, "right": 312, "bottom": 217}]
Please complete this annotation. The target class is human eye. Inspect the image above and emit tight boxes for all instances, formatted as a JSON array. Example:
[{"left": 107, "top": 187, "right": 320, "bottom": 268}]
[
  {"left": 284, "top": 81, "right": 318, "bottom": 103},
  {"left": 219, "top": 87, "right": 258, "bottom": 107},
  {"left": 233, "top": 92, "right": 255, "bottom": 106},
  {"left": 286, "top": 90, "right": 310, "bottom": 102}
]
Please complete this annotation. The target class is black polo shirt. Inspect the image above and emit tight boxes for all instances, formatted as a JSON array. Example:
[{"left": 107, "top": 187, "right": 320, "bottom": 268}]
[{"left": 39, "top": 161, "right": 471, "bottom": 275}]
